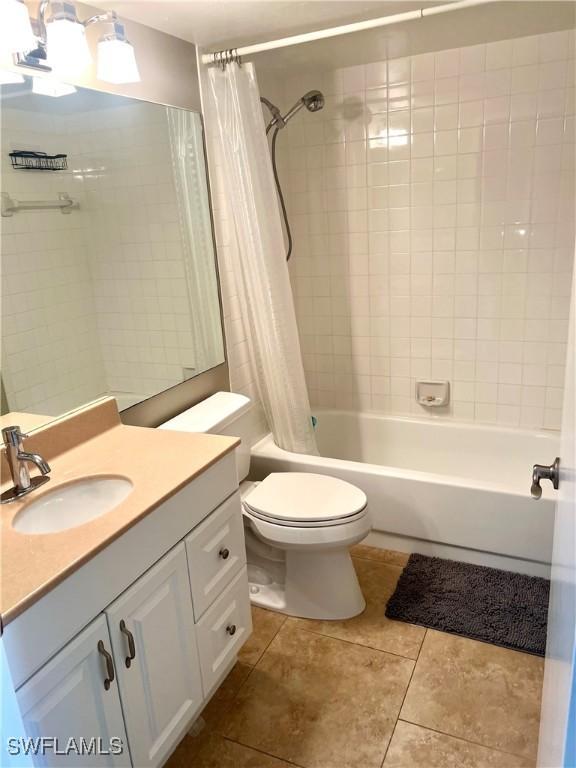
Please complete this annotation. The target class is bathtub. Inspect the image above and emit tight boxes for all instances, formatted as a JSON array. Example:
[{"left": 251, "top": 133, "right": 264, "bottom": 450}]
[{"left": 250, "top": 410, "right": 560, "bottom": 577}]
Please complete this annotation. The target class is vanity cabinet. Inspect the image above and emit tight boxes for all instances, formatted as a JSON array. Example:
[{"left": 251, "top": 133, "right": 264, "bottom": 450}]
[
  {"left": 7, "top": 455, "right": 252, "bottom": 768},
  {"left": 17, "top": 615, "right": 130, "bottom": 768},
  {"left": 105, "top": 544, "right": 202, "bottom": 768}
]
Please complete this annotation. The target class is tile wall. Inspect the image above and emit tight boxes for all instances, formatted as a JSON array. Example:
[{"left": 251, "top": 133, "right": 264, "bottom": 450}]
[{"left": 277, "top": 29, "right": 575, "bottom": 429}]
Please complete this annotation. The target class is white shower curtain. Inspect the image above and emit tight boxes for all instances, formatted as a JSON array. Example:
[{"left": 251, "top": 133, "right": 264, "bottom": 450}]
[{"left": 208, "top": 62, "right": 318, "bottom": 455}]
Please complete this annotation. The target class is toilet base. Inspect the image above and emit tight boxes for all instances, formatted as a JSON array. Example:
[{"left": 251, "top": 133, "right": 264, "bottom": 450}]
[{"left": 246, "top": 539, "right": 366, "bottom": 620}]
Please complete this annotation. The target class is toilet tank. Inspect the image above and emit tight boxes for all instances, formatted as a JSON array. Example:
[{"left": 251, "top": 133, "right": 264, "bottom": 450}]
[{"left": 159, "top": 392, "right": 253, "bottom": 482}]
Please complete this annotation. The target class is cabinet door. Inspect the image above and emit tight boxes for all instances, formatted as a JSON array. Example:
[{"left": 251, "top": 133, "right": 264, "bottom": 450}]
[
  {"left": 105, "top": 543, "right": 202, "bottom": 768},
  {"left": 16, "top": 615, "right": 130, "bottom": 767}
]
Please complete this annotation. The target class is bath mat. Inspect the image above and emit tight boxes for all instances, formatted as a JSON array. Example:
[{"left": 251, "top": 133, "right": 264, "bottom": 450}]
[{"left": 385, "top": 553, "right": 549, "bottom": 656}]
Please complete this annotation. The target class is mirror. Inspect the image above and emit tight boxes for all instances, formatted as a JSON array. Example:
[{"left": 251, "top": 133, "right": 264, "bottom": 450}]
[{"left": 1, "top": 75, "right": 225, "bottom": 429}]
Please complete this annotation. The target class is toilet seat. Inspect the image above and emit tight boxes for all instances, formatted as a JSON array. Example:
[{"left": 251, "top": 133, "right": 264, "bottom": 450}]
[{"left": 243, "top": 472, "right": 368, "bottom": 528}]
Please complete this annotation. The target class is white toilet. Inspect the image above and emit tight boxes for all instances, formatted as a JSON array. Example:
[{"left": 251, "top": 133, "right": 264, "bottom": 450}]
[{"left": 160, "top": 392, "right": 371, "bottom": 620}]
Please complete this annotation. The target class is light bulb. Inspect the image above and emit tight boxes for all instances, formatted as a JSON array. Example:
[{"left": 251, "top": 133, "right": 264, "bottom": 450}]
[
  {"left": 0, "top": 0, "right": 36, "bottom": 54},
  {"left": 32, "top": 77, "right": 76, "bottom": 97},
  {"left": 97, "top": 24, "right": 140, "bottom": 84},
  {"left": 46, "top": 14, "right": 91, "bottom": 76}
]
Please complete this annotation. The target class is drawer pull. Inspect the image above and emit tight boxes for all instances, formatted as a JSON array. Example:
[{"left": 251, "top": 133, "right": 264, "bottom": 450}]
[
  {"left": 219, "top": 547, "right": 230, "bottom": 560},
  {"left": 226, "top": 624, "right": 237, "bottom": 636},
  {"left": 120, "top": 620, "right": 136, "bottom": 668},
  {"left": 97, "top": 640, "right": 115, "bottom": 690}
]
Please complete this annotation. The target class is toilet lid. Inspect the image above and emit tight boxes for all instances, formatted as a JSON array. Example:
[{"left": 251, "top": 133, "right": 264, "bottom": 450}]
[{"left": 243, "top": 473, "right": 367, "bottom": 524}]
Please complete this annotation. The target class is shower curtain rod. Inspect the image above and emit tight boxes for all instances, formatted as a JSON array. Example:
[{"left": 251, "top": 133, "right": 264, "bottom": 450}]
[{"left": 202, "top": 0, "right": 495, "bottom": 64}]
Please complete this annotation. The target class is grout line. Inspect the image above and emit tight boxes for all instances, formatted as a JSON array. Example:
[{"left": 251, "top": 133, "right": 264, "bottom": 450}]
[
  {"left": 222, "top": 736, "right": 307, "bottom": 767},
  {"left": 351, "top": 555, "right": 406, "bottom": 569},
  {"left": 246, "top": 612, "right": 288, "bottom": 667},
  {"left": 291, "top": 623, "right": 422, "bottom": 662},
  {"left": 415, "top": 627, "right": 427, "bottom": 661},
  {"left": 396, "top": 718, "right": 535, "bottom": 761},
  {"left": 379, "top": 642, "right": 420, "bottom": 768},
  {"left": 238, "top": 606, "right": 288, "bottom": 667},
  {"left": 379, "top": 719, "right": 401, "bottom": 768}
]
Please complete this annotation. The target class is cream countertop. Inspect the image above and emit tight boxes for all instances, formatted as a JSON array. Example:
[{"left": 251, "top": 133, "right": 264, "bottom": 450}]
[{"left": 1, "top": 399, "right": 239, "bottom": 625}]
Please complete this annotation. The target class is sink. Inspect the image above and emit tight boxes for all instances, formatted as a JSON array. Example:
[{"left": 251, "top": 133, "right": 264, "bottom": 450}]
[{"left": 12, "top": 476, "right": 134, "bottom": 534}]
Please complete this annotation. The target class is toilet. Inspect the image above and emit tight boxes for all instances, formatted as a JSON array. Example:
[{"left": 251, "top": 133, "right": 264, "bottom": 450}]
[{"left": 160, "top": 392, "right": 371, "bottom": 620}]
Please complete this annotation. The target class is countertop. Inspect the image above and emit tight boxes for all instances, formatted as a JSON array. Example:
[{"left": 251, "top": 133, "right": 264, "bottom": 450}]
[{"left": 1, "top": 416, "right": 239, "bottom": 625}]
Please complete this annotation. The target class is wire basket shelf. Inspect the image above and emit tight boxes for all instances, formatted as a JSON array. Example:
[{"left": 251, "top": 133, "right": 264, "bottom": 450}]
[{"left": 9, "top": 151, "right": 68, "bottom": 172}]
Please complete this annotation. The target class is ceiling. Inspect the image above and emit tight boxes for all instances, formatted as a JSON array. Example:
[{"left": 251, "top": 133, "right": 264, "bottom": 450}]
[{"left": 97, "top": 1, "right": 445, "bottom": 50}]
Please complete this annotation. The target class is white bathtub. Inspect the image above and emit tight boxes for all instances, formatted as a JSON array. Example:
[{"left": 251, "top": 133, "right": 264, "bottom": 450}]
[{"left": 250, "top": 410, "right": 560, "bottom": 577}]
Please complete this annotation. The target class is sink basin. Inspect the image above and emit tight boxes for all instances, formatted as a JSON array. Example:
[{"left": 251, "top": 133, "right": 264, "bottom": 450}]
[{"left": 12, "top": 476, "right": 134, "bottom": 534}]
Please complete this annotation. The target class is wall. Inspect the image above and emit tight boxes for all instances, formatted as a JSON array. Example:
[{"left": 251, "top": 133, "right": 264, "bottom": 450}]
[{"left": 275, "top": 29, "right": 575, "bottom": 429}]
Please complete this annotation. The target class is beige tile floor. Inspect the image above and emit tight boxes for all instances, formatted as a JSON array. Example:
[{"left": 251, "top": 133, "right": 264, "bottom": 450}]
[{"left": 167, "top": 546, "right": 544, "bottom": 768}]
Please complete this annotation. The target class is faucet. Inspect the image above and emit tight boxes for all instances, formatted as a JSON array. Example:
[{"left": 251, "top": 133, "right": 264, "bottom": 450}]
[{"left": 1, "top": 426, "right": 51, "bottom": 504}]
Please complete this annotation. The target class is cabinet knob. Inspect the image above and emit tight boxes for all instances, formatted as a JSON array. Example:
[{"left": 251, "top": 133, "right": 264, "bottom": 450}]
[
  {"left": 97, "top": 640, "right": 115, "bottom": 691},
  {"left": 219, "top": 547, "right": 230, "bottom": 560},
  {"left": 120, "top": 619, "right": 136, "bottom": 668},
  {"left": 226, "top": 624, "right": 237, "bottom": 636}
]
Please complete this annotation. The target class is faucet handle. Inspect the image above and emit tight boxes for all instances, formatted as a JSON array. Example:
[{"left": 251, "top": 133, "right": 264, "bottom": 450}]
[{"left": 2, "top": 426, "right": 28, "bottom": 447}]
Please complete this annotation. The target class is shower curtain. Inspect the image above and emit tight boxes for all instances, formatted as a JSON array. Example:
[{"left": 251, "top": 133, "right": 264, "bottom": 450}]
[
  {"left": 167, "top": 108, "right": 225, "bottom": 374},
  {"left": 207, "top": 62, "right": 318, "bottom": 455}
]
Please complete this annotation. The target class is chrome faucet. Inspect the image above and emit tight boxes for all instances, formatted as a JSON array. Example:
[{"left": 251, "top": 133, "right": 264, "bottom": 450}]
[{"left": 1, "top": 426, "right": 51, "bottom": 504}]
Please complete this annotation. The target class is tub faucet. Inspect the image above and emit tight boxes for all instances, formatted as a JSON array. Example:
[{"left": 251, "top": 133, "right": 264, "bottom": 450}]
[{"left": 1, "top": 426, "right": 51, "bottom": 504}]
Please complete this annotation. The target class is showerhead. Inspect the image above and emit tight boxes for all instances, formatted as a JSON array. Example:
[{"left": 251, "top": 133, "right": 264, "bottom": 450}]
[
  {"left": 261, "top": 89, "right": 325, "bottom": 133},
  {"left": 282, "top": 89, "right": 325, "bottom": 125},
  {"left": 302, "top": 90, "right": 325, "bottom": 113}
]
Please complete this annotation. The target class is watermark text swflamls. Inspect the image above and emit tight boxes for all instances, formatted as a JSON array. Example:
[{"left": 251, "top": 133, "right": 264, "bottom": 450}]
[{"left": 7, "top": 737, "right": 124, "bottom": 756}]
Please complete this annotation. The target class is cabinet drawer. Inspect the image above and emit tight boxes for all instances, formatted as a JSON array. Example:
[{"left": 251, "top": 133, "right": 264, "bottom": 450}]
[
  {"left": 185, "top": 492, "right": 246, "bottom": 619},
  {"left": 195, "top": 567, "right": 252, "bottom": 696}
]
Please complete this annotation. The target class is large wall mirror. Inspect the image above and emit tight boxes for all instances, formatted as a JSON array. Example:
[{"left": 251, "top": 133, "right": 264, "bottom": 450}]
[{"left": 1, "top": 76, "right": 225, "bottom": 430}]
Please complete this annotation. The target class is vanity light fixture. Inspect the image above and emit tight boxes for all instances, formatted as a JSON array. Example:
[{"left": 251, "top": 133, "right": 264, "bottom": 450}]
[
  {"left": 5, "top": 1, "right": 141, "bottom": 85},
  {"left": 97, "top": 22, "right": 140, "bottom": 84},
  {"left": 0, "top": 0, "right": 36, "bottom": 54},
  {"left": 45, "top": 2, "right": 91, "bottom": 76}
]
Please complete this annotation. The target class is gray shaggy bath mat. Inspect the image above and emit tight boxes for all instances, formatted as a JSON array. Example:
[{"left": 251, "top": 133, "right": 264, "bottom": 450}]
[{"left": 385, "top": 553, "right": 549, "bottom": 656}]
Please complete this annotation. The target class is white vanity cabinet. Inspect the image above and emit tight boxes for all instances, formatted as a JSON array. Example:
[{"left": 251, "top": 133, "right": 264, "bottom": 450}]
[
  {"left": 105, "top": 543, "right": 202, "bottom": 768},
  {"left": 7, "top": 454, "right": 252, "bottom": 768},
  {"left": 17, "top": 615, "right": 130, "bottom": 768}
]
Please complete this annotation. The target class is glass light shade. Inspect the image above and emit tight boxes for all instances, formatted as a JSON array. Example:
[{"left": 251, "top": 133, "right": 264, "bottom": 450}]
[
  {"left": 32, "top": 77, "right": 76, "bottom": 97},
  {"left": 46, "top": 17, "right": 91, "bottom": 76},
  {"left": 97, "top": 38, "right": 140, "bottom": 84},
  {"left": 0, "top": 70, "right": 25, "bottom": 85},
  {"left": 0, "top": 0, "right": 36, "bottom": 53}
]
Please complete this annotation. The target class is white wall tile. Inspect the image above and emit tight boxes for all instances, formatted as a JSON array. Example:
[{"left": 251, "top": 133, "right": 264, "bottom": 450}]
[{"left": 280, "top": 29, "right": 574, "bottom": 429}]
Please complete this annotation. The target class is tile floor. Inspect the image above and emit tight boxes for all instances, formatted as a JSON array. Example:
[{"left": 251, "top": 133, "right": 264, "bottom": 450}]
[{"left": 167, "top": 546, "right": 544, "bottom": 768}]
